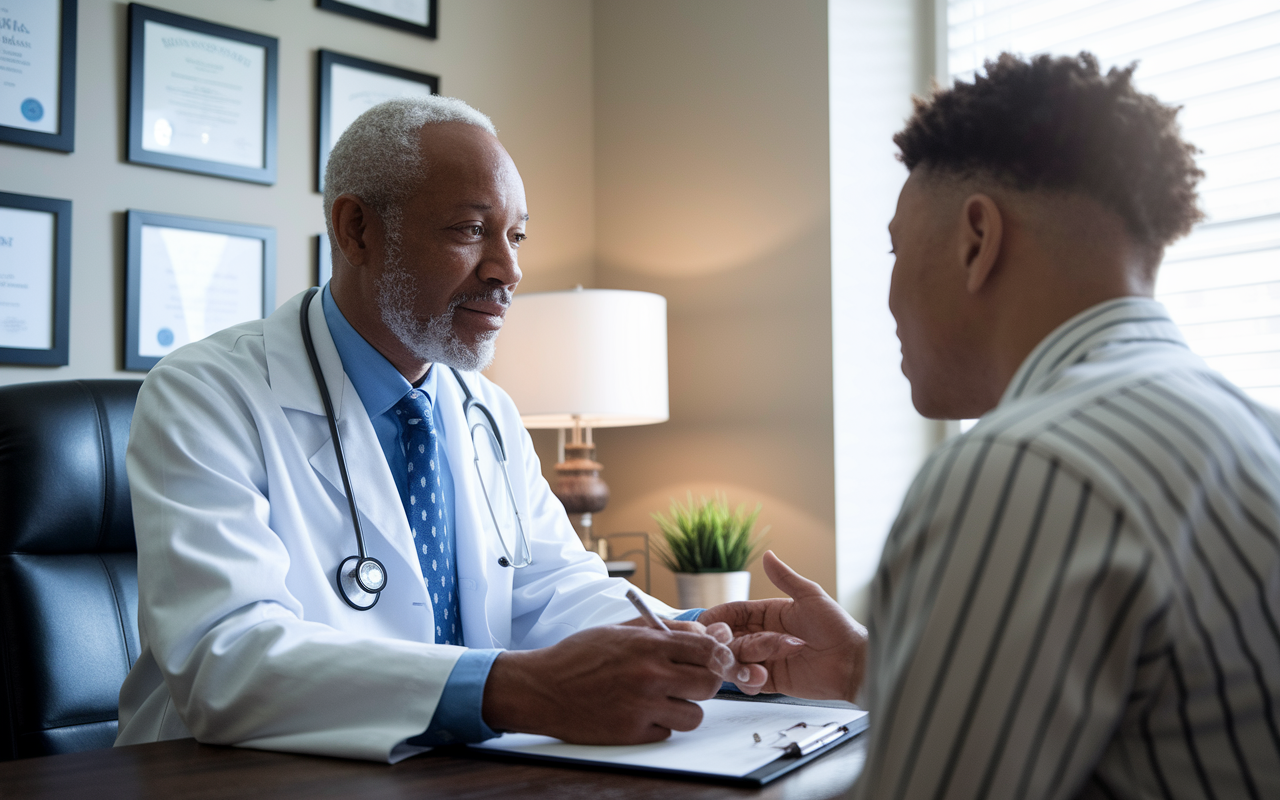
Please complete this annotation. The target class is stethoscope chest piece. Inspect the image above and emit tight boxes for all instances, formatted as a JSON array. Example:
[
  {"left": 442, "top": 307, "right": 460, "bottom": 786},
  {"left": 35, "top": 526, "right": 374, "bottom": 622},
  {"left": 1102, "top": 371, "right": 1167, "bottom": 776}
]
[{"left": 338, "top": 555, "right": 386, "bottom": 610}]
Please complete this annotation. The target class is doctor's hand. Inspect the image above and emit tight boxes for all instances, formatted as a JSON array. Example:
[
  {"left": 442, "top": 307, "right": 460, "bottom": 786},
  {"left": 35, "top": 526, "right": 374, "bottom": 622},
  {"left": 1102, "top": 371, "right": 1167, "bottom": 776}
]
[
  {"left": 617, "top": 617, "right": 784, "bottom": 692},
  {"left": 698, "top": 551, "right": 868, "bottom": 703},
  {"left": 481, "top": 624, "right": 735, "bottom": 745}
]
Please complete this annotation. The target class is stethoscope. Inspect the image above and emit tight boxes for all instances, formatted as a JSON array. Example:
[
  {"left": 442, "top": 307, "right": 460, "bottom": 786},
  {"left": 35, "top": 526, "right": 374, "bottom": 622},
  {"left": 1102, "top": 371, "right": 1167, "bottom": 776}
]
[{"left": 300, "top": 287, "right": 532, "bottom": 611}]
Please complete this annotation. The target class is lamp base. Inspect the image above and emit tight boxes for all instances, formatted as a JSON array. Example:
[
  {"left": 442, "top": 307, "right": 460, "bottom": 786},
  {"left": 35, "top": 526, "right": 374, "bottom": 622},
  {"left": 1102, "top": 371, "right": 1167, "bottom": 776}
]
[
  {"left": 553, "top": 444, "right": 609, "bottom": 512},
  {"left": 553, "top": 441, "right": 609, "bottom": 551}
]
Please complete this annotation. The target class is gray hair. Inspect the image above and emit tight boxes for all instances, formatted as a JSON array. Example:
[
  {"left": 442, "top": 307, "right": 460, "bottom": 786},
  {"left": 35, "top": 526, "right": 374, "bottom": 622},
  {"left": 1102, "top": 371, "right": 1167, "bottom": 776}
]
[{"left": 323, "top": 96, "right": 497, "bottom": 241}]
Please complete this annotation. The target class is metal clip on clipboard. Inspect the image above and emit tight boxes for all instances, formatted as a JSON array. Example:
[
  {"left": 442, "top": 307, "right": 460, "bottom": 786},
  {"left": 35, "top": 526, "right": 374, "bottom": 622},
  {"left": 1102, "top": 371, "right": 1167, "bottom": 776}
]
[{"left": 755, "top": 721, "right": 851, "bottom": 758}]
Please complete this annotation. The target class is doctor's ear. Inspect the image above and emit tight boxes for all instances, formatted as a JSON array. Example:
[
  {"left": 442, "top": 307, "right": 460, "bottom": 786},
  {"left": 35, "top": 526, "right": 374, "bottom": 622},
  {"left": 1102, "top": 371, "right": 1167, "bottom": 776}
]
[
  {"left": 330, "top": 194, "right": 375, "bottom": 268},
  {"left": 957, "top": 193, "right": 1004, "bottom": 294}
]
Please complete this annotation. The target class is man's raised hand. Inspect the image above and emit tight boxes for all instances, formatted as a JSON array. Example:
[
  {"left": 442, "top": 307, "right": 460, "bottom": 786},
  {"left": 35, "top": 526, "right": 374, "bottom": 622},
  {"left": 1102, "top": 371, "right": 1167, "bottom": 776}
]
[{"left": 698, "top": 551, "right": 868, "bottom": 702}]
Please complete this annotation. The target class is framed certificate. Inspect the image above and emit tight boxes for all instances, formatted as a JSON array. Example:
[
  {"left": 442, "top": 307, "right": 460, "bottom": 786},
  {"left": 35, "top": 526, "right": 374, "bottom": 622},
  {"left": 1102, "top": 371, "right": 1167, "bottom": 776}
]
[
  {"left": 125, "top": 210, "right": 276, "bottom": 372},
  {"left": 315, "top": 234, "right": 332, "bottom": 286},
  {"left": 317, "top": 0, "right": 437, "bottom": 39},
  {"left": 0, "top": 192, "right": 71, "bottom": 366},
  {"left": 317, "top": 50, "right": 438, "bottom": 191},
  {"left": 127, "top": 4, "right": 278, "bottom": 184},
  {"left": 0, "top": 0, "right": 77, "bottom": 152}
]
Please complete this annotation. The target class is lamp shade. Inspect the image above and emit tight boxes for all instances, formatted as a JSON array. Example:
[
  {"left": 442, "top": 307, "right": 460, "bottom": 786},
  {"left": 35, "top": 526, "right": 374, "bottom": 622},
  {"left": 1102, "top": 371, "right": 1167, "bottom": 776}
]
[{"left": 485, "top": 288, "right": 669, "bottom": 429}]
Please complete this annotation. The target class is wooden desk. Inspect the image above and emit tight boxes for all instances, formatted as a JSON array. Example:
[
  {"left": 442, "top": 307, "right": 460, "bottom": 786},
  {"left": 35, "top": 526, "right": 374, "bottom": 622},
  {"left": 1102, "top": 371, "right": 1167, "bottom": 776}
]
[{"left": 0, "top": 735, "right": 865, "bottom": 799}]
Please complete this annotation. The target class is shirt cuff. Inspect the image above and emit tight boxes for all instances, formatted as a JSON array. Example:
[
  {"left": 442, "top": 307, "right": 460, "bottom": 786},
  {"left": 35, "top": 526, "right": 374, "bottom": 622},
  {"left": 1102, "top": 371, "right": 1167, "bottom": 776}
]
[{"left": 408, "top": 648, "right": 502, "bottom": 746}]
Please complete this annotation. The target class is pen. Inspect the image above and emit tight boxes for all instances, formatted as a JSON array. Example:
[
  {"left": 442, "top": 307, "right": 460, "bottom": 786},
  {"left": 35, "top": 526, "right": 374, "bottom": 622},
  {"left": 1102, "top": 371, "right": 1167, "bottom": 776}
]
[{"left": 625, "top": 587, "right": 671, "bottom": 632}]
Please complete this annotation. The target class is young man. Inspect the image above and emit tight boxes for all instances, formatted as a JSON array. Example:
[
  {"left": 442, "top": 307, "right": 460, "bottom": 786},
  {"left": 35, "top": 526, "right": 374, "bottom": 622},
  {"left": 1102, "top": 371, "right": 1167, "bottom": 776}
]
[{"left": 706, "top": 53, "right": 1280, "bottom": 799}]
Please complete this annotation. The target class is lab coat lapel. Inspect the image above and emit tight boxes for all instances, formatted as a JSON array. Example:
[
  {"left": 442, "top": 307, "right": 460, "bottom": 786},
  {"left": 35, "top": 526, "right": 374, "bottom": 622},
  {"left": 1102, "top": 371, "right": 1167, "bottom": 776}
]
[
  {"left": 263, "top": 291, "right": 428, "bottom": 598},
  {"left": 436, "top": 370, "right": 512, "bottom": 648}
]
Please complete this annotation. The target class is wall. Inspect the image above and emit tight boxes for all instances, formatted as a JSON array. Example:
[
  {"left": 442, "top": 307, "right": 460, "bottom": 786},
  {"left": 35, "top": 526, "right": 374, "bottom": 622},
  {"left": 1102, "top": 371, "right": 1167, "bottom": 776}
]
[
  {"left": 588, "top": 0, "right": 836, "bottom": 604},
  {"left": 0, "top": 0, "right": 595, "bottom": 384}
]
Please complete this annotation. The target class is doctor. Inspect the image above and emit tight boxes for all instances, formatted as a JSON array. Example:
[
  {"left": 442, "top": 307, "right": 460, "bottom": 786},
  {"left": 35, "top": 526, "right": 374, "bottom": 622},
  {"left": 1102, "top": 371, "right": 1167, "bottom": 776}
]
[{"left": 116, "top": 96, "right": 788, "bottom": 762}]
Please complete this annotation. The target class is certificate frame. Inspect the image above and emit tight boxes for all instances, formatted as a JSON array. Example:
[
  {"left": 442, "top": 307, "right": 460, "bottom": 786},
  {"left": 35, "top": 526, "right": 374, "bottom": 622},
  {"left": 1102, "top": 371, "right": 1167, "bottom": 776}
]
[
  {"left": 126, "top": 4, "right": 279, "bottom": 184},
  {"left": 316, "top": 49, "right": 439, "bottom": 191},
  {"left": 0, "top": 192, "right": 71, "bottom": 366},
  {"left": 0, "top": 0, "right": 77, "bottom": 152},
  {"left": 124, "top": 210, "right": 276, "bottom": 372},
  {"left": 317, "top": 0, "right": 437, "bottom": 39}
]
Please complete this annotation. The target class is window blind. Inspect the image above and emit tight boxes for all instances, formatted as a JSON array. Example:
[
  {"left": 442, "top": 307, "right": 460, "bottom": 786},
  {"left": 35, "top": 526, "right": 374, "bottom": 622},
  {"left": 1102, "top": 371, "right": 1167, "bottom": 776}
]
[{"left": 946, "top": 0, "right": 1280, "bottom": 408}]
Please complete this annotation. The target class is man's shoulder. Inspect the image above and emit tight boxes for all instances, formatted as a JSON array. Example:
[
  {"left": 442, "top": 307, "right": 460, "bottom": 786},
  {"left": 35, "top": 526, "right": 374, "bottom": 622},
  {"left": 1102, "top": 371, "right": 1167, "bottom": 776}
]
[
  {"left": 954, "top": 357, "right": 1280, "bottom": 509},
  {"left": 137, "top": 318, "right": 271, "bottom": 409},
  {"left": 989, "top": 350, "right": 1276, "bottom": 446},
  {"left": 155, "top": 318, "right": 268, "bottom": 369}
]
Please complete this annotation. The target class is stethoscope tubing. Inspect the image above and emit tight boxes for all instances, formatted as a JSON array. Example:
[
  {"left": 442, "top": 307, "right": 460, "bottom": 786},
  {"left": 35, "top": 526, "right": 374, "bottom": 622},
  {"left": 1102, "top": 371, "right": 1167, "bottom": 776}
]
[
  {"left": 302, "top": 288, "right": 387, "bottom": 610},
  {"left": 301, "top": 287, "right": 531, "bottom": 612}
]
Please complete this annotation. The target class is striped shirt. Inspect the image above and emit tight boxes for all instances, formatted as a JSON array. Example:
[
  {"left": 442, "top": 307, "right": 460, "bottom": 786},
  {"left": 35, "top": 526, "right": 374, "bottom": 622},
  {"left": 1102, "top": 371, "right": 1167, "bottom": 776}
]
[{"left": 855, "top": 297, "right": 1280, "bottom": 800}]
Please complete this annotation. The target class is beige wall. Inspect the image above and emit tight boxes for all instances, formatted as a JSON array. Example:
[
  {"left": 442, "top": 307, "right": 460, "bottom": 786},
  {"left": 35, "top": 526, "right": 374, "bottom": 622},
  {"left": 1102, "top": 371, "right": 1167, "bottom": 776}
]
[
  {"left": 0, "top": 0, "right": 595, "bottom": 384},
  {"left": 586, "top": 0, "right": 835, "bottom": 604}
]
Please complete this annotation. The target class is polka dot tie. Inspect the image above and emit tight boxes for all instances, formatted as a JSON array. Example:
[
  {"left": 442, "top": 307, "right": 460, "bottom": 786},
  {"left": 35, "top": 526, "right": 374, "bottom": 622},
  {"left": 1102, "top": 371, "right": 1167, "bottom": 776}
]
[{"left": 394, "top": 389, "right": 462, "bottom": 646}]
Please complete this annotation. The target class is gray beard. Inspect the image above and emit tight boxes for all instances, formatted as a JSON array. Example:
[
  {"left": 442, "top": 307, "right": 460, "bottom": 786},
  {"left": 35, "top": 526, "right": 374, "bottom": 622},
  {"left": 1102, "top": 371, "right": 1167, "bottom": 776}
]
[{"left": 375, "top": 247, "right": 507, "bottom": 372}]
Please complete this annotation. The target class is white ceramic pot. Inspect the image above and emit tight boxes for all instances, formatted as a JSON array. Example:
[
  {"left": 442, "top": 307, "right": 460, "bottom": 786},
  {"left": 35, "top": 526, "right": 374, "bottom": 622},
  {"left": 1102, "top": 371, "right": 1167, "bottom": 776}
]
[{"left": 674, "top": 571, "right": 751, "bottom": 609}]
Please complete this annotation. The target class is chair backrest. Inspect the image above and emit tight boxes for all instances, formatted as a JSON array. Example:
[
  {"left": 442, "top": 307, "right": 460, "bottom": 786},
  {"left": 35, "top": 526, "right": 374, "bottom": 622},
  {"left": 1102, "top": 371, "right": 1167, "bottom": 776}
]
[{"left": 0, "top": 379, "right": 143, "bottom": 760}]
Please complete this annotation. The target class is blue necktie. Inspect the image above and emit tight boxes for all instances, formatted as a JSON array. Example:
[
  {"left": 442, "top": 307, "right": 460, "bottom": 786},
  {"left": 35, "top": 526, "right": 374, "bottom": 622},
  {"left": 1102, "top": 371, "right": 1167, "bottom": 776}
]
[{"left": 395, "top": 388, "right": 462, "bottom": 646}]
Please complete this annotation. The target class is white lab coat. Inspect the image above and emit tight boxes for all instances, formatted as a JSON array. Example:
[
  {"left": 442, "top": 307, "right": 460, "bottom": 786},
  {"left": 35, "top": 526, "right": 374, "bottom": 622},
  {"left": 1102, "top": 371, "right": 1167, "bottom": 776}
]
[{"left": 115, "top": 290, "right": 676, "bottom": 762}]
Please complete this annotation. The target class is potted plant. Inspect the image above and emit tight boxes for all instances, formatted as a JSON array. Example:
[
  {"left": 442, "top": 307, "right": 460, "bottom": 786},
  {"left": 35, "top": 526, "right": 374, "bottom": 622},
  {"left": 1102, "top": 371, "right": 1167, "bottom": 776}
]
[{"left": 652, "top": 493, "right": 767, "bottom": 608}]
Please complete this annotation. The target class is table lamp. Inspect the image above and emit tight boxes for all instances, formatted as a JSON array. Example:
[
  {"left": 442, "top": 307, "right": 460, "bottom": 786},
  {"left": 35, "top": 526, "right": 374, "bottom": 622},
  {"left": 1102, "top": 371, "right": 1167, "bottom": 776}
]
[{"left": 485, "top": 287, "right": 669, "bottom": 549}]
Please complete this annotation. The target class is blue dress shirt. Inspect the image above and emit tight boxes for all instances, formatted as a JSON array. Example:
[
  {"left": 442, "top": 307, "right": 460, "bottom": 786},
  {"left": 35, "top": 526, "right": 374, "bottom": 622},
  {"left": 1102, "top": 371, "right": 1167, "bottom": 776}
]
[{"left": 321, "top": 285, "right": 499, "bottom": 745}]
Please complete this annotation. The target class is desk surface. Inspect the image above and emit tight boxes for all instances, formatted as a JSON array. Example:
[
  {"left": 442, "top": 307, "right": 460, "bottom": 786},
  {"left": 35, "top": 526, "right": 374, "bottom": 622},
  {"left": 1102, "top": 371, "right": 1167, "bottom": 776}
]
[{"left": 0, "top": 735, "right": 865, "bottom": 799}]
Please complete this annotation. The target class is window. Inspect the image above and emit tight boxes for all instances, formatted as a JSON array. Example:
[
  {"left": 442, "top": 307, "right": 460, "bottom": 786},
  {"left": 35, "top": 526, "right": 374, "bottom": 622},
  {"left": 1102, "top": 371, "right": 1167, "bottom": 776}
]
[{"left": 946, "top": 0, "right": 1280, "bottom": 408}]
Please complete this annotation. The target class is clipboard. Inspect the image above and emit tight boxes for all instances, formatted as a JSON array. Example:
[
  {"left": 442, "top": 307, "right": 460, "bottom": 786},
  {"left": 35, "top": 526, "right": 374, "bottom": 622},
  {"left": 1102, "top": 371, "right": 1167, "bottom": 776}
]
[{"left": 464, "top": 691, "right": 869, "bottom": 787}]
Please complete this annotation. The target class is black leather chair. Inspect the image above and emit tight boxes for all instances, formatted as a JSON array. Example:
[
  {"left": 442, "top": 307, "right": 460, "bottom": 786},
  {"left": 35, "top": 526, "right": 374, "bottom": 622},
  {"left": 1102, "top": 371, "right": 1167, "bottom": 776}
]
[{"left": 0, "top": 379, "right": 143, "bottom": 760}]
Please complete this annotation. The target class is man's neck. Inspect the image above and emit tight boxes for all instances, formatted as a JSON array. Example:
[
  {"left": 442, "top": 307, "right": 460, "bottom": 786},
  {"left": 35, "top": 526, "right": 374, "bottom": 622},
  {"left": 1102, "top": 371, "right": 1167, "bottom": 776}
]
[
  {"left": 330, "top": 282, "right": 431, "bottom": 384},
  {"left": 985, "top": 251, "right": 1155, "bottom": 405},
  {"left": 976, "top": 191, "right": 1158, "bottom": 394}
]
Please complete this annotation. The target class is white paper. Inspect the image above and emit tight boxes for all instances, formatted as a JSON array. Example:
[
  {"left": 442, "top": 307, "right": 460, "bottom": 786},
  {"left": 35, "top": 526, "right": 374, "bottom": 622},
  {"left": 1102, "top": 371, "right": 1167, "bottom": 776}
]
[
  {"left": 473, "top": 698, "right": 868, "bottom": 779},
  {"left": 0, "top": 206, "right": 55, "bottom": 350},
  {"left": 141, "top": 20, "right": 266, "bottom": 168},
  {"left": 138, "top": 225, "right": 263, "bottom": 358},
  {"left": 338, "top": 0, "right": 430, "bottom": 26},
  {"left": 0, "top": 0, "right": 62, "bottom": 134},
  {"left": 328, "top": 62, "right": 434, "bottom": 154}
]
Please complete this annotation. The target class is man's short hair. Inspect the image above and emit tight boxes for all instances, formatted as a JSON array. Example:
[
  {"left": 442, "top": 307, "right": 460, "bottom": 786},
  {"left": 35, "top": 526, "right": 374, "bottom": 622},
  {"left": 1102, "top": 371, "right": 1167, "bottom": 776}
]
[
  {"left": 323, "top": 96, "right": 497, "bottom": 239},
  {"left": 894, "top": 52, "right": 1204, "bottom": 251}
]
